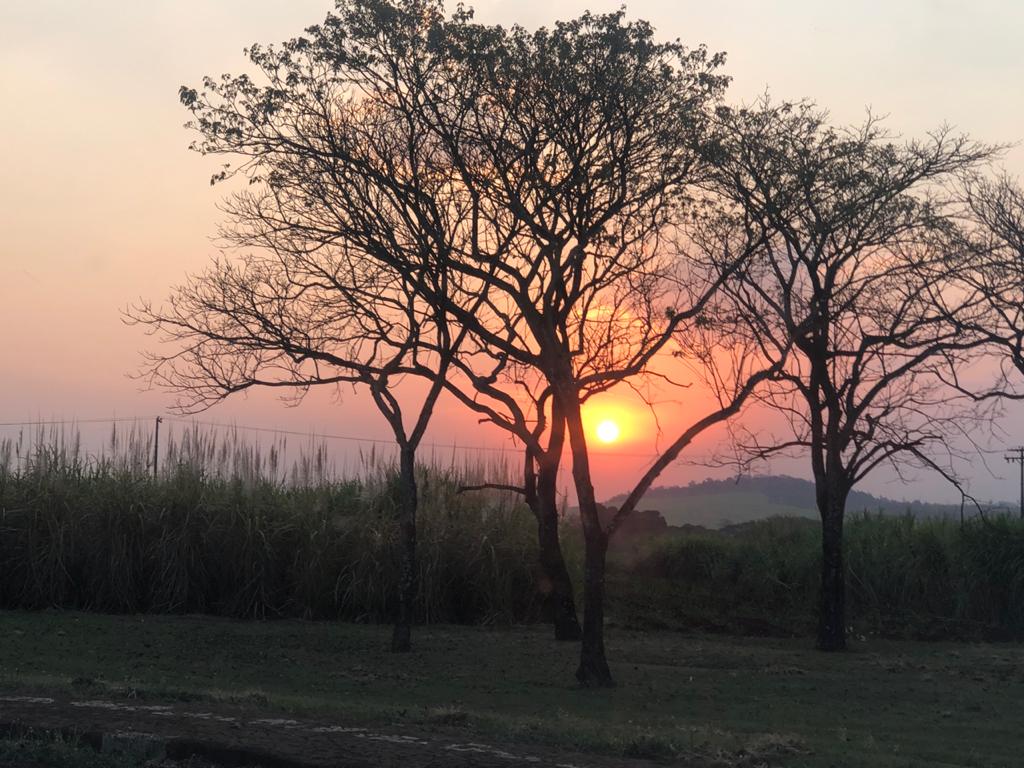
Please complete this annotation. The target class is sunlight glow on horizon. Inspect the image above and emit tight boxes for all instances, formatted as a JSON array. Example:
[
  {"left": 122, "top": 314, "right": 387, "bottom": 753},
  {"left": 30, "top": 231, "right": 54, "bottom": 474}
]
[
  {"left": 595, "top": 419, "right": 621, "bottom": 444},
  {"left": 1, "top": 0, "right": 1022, "bottom": 503}
]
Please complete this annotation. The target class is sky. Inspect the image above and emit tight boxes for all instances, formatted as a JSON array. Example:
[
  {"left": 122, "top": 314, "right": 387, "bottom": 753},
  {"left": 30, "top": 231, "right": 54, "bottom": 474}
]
[{"left": 2, "top": 0, "right": 1023, "bottom": 504}]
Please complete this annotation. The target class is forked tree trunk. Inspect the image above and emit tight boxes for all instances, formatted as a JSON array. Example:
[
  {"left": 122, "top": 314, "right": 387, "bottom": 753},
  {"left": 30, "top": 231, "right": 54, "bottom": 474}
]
[
  {"left": 816, "top": 486, "right": 847, "bottom": 652},
  {"left": 391, "top": 445, "right": 417, "bottom": 653},
  {"left": 535, "top": 460, "right": 582, "bottom": 641}
]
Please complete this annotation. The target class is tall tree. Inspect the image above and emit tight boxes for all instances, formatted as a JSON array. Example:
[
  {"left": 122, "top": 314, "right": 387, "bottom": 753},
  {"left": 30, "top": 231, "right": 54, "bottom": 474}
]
[
  {"left": 699, "top": 101, "right": 998, "bottom": 650},
  {"left": 423, "top": 11, "right": 784, "bottom": 685},
  {"left": 196, "top": 0, "right": 582, "bottom": 644},
  {"left": 140, "top": 0, "right": 770, "bottom": 685},
  {"left": 128, "top": 0, "right": 481, "bottom": 651}
]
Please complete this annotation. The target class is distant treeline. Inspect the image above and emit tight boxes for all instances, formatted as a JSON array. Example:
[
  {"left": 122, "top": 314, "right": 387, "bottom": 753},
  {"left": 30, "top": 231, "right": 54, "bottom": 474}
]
[{"left": 606, "top": 475, "right": 1012, "bottom": 528}]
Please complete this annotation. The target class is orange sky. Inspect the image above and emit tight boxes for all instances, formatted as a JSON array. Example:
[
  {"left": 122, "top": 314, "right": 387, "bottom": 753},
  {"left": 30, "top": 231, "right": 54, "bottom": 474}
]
[{"left": 2, "top": 1, "right": 1023, "bottom": 503}]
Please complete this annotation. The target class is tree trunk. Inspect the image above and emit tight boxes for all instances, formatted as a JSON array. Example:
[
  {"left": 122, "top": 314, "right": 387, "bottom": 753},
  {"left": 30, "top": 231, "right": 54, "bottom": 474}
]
[
  {"left": 576, "top": 525, "right": 612, "bottom": 686},
  {"left": 535, "top": 460, "right": 582, "bottom": 641},
  {"left": 816, "top": 485, "right": 847, "bottom": 652},
  {"left": 558, "top": 384, "right": 614, "bottom": 686},
  {"left": 391, "top": 446, "right": 417, "bottom": 653}
]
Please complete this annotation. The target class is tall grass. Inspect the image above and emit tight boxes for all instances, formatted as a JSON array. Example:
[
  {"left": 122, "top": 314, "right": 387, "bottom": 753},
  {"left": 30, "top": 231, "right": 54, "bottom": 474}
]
[
  {"left": 0, "top": 424, "right": 540, "bottom": 625},
  {"left": 627, "top": 513, "right": 1024, "bottom": 639},
  {"left": 5, "top": 424, "right": 1024, "bottom": 640}
]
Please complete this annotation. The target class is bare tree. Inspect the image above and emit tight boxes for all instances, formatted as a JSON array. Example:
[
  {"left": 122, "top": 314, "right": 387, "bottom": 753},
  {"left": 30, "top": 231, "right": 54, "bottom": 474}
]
[
  {"left": 136, "top": 0, "right": 774, "bottom": 686},
  {"left": 132, "top": 0, "right": 588, "bottom": 646},
  {"left": 128, "top": 0, "right": 484, "bottom": 652},
  {"left": 419, "top": 11, "right": 789, "bottom": 686},
  {"left": 964, "top": 175, "right": 1024, "bottom": 374},
  {"left": 698, "top": 100, "right": 1000, "bottom": 651}
]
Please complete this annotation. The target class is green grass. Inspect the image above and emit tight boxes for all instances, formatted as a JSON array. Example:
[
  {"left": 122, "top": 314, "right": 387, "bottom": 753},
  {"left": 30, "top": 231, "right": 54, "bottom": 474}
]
[
  {"left": 0, "top": 732, "right": 140, "bottom": 768},
  {"left": 1, "top": 610, "right": 1022, "bottom": 767},
  {"left": 0, "top": 732, "right": 218, "bottom": 767}
]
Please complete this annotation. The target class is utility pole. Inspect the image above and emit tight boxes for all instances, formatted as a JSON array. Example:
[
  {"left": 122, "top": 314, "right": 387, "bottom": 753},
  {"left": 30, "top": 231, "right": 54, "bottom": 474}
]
[
  {"left": 1005, "top": 447, "right": 1024, "bottom": 519},
  {"left": 153, "top": 416, "right": 163, "bottom": 480}
]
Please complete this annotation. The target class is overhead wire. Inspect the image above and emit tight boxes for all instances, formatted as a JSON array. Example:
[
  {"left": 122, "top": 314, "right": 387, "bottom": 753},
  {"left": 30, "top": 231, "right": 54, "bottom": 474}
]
[{"left": 0, "top": 415, "right": 668, "bottom": 460}]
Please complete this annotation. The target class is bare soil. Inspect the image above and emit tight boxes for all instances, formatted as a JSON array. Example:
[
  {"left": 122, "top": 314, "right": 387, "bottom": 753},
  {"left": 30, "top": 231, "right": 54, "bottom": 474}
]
[{"left": 0, "top": 692, "right": 664, "bottom": 768}]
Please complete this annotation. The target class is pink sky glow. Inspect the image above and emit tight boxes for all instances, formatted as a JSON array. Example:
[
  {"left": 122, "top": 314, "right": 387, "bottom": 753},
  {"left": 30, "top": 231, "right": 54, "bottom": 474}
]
[{"left": 2, "top": 1, "right": 1023, "bottom": 503}]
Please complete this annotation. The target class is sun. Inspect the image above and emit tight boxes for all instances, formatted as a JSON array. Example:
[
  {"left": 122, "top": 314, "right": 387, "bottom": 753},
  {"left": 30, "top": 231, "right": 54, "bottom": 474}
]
[{"left": 595, "top": 419, "right": 621, "bottom": 444}]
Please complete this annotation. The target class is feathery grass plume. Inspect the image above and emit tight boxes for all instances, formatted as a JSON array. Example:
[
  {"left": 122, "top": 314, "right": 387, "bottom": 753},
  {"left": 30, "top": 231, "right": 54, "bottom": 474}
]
[
  {"left": 7, "top": 423, "right": 1023, "bottom": 638},
  {"left": 0, "top": 423, "right": 540, "bottom": 624}
]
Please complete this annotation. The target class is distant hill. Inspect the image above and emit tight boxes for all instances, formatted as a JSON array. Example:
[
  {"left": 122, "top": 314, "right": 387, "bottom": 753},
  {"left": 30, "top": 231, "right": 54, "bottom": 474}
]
[{"left": 604, "top": 475, "right": 1008, "bottom": 530}]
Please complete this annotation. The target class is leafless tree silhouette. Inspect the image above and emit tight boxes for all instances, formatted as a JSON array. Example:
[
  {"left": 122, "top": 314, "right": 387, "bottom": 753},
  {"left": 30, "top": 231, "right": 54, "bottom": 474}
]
[
  {"left": 128, "top": 0, "right": 489, "bottom": 653},
  {"left": 695, "top": 100, "right": 1003, "bottom": 650},
  {"left": 130, "top": 0, "right": 779, "bottom": 685},
  {"left": 411, "top": 9, "right": 794, "bottom": 686},
  {"left": 964, "top": 175, "right": 1024, "bottom": 375}
]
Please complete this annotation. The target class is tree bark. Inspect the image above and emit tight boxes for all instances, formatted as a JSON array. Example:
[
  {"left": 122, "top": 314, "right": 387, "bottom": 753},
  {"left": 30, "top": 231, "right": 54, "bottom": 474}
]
[
  {"left": 575, "top": 525, "right": 612, "bottom": 686},
  {"left": 559, "top": 384, "right": 614, "bottom": 686},
  {"left": 816, "top": 483, "right": 847, "bottom": 652},
  {"left": 391, "top": 445, "right": 417, "bottom": 653},
  {"left": 535, "top": 459, "right": 582, "bottom": 641}
]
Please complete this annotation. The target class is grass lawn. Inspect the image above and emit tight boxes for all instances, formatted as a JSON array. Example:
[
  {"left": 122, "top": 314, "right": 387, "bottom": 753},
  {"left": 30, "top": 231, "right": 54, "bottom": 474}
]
[{"left": 0, "top": 611, "right": 1020, "bottom": 767}]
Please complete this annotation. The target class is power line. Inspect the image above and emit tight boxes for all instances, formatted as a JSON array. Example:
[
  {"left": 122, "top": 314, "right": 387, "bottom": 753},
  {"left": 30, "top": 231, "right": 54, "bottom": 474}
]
[
  {"left": 166, "top": 418, "right": 525, "bottom": 455},
  {"left": 167, "top": 418, "right": 667, "bottom": 459},
  {"left": 165, "top": 418, "right": 403, "bottom": 448},
  {"left": 0, "top": 414, "right": 668, "bottom": 460},
  {"left": 0, "top": 417, "right": 155, "bottom": 428}
]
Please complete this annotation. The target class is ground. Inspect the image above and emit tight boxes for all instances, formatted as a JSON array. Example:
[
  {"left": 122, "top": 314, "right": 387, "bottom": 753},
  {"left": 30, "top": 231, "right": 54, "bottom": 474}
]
[{"left": 0, "top": 611, "right": 1021, "bottom": 767}]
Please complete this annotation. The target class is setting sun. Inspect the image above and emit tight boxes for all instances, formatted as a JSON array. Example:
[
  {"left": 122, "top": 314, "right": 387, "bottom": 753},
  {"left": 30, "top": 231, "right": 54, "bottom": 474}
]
[{"left": 595, "top": 419, "right": 621, "bottom": 444}]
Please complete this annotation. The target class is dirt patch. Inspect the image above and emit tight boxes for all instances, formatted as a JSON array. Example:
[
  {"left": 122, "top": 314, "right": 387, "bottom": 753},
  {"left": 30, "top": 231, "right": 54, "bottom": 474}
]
[{"left": 0, "top": 693, "right": 668, "bottom": 768}]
